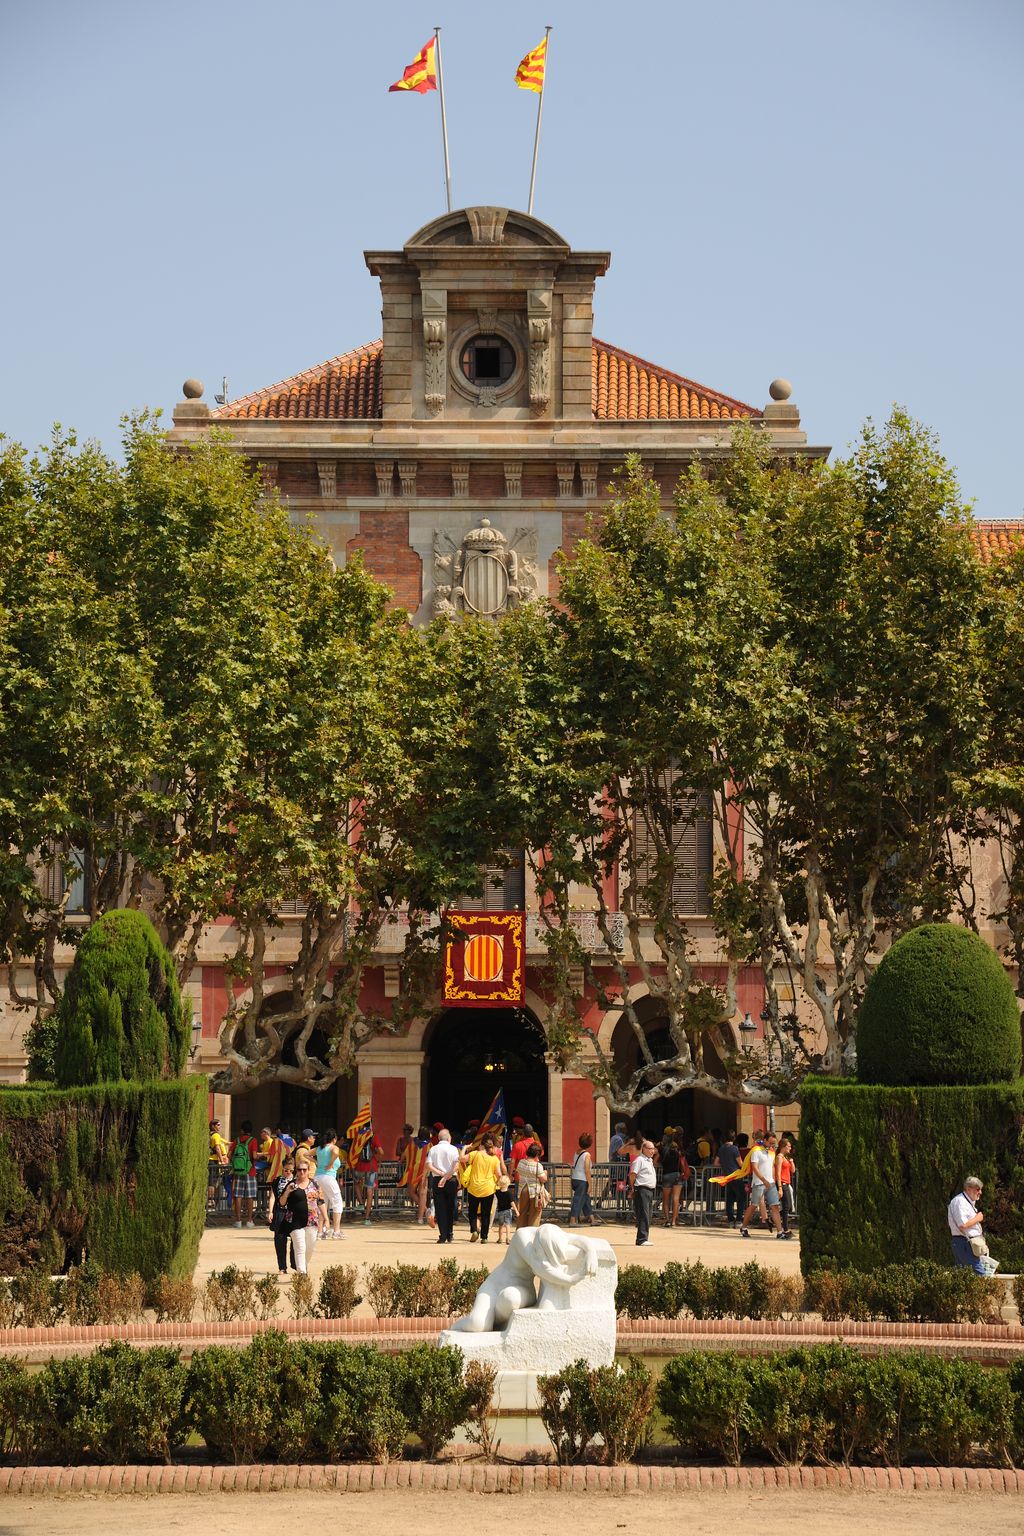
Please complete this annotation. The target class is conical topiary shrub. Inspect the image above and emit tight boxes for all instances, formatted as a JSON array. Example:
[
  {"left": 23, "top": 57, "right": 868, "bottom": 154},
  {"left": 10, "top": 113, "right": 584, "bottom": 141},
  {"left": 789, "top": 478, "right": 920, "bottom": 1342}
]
[
  {"left": 856, "top": 922, "right": 1022, "bottom": 1086},
  {"left": 54, "top": 909, "right": 190, "bottom": 1086}
]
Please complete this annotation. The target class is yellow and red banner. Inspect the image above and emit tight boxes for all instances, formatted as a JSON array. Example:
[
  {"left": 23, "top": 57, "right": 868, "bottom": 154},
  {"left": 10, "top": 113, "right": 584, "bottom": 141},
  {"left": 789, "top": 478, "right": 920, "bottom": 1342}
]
[
  {"left": 389, "top": 38, "right": 437, "bottom": 94},
  {"left": 515, "top": 36, "right": 547, "bottom": 93},
  {"left": 346, "top": 1102, "right": 373, "bottom": 1164},
  {"left": 443, "top": 912, "right": 525, "bottom": 1008}
]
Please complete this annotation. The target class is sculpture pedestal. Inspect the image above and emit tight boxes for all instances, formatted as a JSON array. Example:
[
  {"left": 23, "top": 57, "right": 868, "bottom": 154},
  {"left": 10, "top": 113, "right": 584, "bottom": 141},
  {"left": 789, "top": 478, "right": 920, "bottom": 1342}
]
[{"left": 439, "top": 1232, "right": 617, "bottom": 1373}]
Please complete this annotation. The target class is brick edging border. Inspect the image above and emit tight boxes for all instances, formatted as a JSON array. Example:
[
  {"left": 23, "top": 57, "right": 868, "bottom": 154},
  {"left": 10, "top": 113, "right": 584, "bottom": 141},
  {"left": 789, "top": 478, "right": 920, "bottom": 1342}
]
[
  {"left": 3, "top": 1315, "right": 1021, "bottom": 1351},
  {"left": 2, "top": 1463, "right": 1024, "bottom": 1495}
]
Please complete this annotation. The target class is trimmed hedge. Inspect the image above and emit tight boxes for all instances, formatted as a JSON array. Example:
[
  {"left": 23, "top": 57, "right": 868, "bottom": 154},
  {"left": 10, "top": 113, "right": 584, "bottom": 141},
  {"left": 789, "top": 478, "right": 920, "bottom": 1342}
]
[
  {"left": 658, "top": 1344, "right": 1018, "bottom": 1467},
  {"left": 55, "top": 909, "right": 190, "bottom": 1087},
  {"left": 2, "top": 1338, "right": 1024, "bottom": 1466},
  {"left": 0, "top": 1076, "right": 207, "bottom": 1280},
  {"left": 856, "top": 923, "right": 1021, "bottom": 1086},
  {"left": 613, "top": 1258, "right": 1001, "bottom": 1323},
  {"left": 0, "top": 1333, "right": 492, "bottom": 1465},
  {"left": 798, "top": 1077, "right": 1024, "bottom": 1274}
]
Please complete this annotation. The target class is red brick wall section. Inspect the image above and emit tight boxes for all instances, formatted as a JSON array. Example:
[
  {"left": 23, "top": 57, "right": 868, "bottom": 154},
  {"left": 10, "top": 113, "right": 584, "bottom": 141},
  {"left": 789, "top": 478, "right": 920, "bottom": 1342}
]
[
  {"left": 561, "top": 1078, "right": 597, "bottom": 1164},
  {"left": 346, "top": 509, "right": 422, "bottom": 612},
  {"left": 372, "top": 1077, "right": 407, "bottom": 1157}
]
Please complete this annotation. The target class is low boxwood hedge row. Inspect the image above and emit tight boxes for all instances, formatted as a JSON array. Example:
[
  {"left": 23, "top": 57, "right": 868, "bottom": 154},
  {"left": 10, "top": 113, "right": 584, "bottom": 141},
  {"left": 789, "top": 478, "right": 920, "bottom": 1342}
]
[
  {"left": 4, "top": 1338, "right": 1024, "bottom": 1467},
  {"left": 613, "top": 1258, "right": 1007, "bottom": 1323},
  {"left": 0, "top": 1332, "right": 493, "bottom": 1465},
  {"left": 3, "top": 1257, "right": 1014, "bottom": 1330}
]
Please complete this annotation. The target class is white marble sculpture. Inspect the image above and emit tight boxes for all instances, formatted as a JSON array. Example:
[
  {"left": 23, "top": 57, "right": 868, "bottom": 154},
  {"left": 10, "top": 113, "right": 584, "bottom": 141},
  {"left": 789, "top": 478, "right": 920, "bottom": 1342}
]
[{"left": 439, "top": 1224, "right": 617, "bottom": 1373}]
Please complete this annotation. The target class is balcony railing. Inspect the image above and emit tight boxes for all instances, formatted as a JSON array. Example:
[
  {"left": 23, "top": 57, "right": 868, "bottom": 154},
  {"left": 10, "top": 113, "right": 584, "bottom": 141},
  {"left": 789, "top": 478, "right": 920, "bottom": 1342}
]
[{"left": 374, "top": 909, "right": 626, "bottom": 956}]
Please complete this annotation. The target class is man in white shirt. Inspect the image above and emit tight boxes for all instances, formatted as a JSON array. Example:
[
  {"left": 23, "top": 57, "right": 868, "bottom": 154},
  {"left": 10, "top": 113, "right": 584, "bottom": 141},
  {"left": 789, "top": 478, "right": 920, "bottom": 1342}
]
[
  {"left": 629, "top": 1139, "right": 657, "bottom": 1246},
  {"left": 426, "top": 1128, "right": 461, "bottom": 1244},
  {"left": 948, "top": 1176, "right": 986, "bottom": 1275},
  {"left": 740, "top": 1133, "right": 789, "bottom": 1239}
]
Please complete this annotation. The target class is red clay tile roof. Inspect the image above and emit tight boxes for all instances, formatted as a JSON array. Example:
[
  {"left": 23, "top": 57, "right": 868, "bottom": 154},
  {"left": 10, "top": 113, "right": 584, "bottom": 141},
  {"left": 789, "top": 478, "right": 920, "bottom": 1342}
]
[
  {"left": 972, "top": 521, "right": 1024, "bottom": 562},
  {"left": 592, "top": 339, "right": 757, "bottom": 421},
  {"left": 212, "top": 338, "right": 758, "bottom": 423},
  {"left": 215, "top": 342, "right": 384, "bottom": 421}
]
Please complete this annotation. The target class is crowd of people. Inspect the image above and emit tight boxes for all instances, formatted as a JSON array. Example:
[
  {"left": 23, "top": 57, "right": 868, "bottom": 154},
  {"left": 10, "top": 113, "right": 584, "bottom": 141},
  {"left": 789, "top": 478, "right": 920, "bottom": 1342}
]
[{"left": 207, "top": 1114, "right": 798, "bottom": 1264}]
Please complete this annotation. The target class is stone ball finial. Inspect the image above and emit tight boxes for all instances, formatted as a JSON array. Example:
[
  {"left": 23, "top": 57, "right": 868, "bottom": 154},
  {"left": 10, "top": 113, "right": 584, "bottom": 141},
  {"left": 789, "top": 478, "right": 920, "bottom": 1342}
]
[
  {"left": 769, "top": 378, "right": 793, "bottom": 402},
  {"left": 182, "top": 379, "right": 204, "bottom": 400}
]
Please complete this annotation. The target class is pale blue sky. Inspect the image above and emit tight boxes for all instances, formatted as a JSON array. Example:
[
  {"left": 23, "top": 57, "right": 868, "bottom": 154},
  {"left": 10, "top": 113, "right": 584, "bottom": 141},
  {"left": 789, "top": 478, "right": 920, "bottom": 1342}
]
[{"left": 2, "top": 0, "right": 1022, "bottom": 516}]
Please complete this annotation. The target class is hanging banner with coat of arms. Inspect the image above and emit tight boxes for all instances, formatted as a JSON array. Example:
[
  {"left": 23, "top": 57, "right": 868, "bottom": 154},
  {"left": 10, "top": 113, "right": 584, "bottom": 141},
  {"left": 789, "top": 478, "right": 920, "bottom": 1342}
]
[{"left": 443, "top": 911, "right": 525, "bottom": 1007}]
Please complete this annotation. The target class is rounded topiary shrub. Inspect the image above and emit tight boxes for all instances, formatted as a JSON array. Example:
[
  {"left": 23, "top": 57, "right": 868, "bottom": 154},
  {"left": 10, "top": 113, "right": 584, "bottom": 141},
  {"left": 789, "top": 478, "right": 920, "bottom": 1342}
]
[
  {"left": 54, "top": 909, "right": 190, "bottom": 1087},
  {"left": 856, "top": 923, "right": 1021, "bottom": 1086}
]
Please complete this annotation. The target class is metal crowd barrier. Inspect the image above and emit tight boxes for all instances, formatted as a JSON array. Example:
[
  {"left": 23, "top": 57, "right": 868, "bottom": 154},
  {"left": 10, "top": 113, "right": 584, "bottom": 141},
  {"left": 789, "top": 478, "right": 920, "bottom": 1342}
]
[{"left": 206, "top": 1158, "right": 797, "bottom": 1227}]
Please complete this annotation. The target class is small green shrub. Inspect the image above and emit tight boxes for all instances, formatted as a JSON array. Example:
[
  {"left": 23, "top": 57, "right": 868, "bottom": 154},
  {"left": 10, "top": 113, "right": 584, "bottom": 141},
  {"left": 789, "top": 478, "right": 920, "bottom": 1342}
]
[
  {"left": 614, "top": 1265, "right": 662, "bottom": 1320},
  {"left": 64, "top": 1261, "right": 104, "bottom": 1325},
  {"left": 317, "top": 1264, "right": 362, "bottom": 1319},
  {"left": 587, "top": 1358, "right": 655, "bottom": 1465},
  {"left": 29, "top": 1343, "right": 185, "bottom": 1464},
  {"left": 9, "top": 1269, "right": 64, "bottom": 1328},
  {"left": 536, "top": 1359, "right": 596, "bottom": 1465},
  {"left": 184, "top": 1331, "right": 295, "bottom": 1463},
  {"left": 658, "top": 1351, "right": 755, "bottom": 1465},
  {"left": 149, "top": 1274, "right": 196, "bottom": 1323},
  {"left": 288, "top": 1272, "right": 316, "bottom": 1319},
  {"left": 462, "top": 1360, "right": 498, "bottom": 1461},
  {"left": 203, "top": 1265, "right": 258, "bottom": 1322},
  {"left": 315, "top": 1342, "right": 409, "bottom": 1462},
  {"left": 398, "top": 1344, "right": 473, "bottom": 1460},
  {"left": 95, "top": 1270, "right": 146, "bottom": 1324},
  {"left": 856, "top": 923, "right": 1021, "bottom": 1087},
  {"left": 0, "top": 1358, "right": 30, "bottom": 1460}
]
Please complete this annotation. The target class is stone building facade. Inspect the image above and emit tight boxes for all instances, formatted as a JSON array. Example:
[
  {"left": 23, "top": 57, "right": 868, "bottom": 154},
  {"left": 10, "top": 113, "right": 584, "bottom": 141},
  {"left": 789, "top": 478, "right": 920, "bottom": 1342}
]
[{"left": 3, "top": 206, "right": 1019, "bottom": 1156}]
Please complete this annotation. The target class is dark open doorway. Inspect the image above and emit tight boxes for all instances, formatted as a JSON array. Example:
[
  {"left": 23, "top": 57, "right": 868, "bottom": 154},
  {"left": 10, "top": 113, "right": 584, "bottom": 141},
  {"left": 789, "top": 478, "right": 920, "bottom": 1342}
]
[{"left": 424, "top": 1005, "right": 548, "bottom": 1144}]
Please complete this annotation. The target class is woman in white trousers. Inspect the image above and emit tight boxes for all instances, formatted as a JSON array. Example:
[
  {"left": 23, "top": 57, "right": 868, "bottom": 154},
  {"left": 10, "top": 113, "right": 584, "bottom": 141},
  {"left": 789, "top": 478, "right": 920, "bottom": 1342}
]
[{"left": 286, "top": 1159, "right": 325, "bottom": 1274}]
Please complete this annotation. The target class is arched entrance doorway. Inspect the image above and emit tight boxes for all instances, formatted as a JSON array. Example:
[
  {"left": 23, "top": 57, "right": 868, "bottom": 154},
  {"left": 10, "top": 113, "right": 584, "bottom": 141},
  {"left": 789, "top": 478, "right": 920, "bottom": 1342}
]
[
  {"left": 610, "top": 1000, "right": 729, "bottom": 1144},
  {"left": 425, "top": 1005, "right": 548, "bottom": 1143}
]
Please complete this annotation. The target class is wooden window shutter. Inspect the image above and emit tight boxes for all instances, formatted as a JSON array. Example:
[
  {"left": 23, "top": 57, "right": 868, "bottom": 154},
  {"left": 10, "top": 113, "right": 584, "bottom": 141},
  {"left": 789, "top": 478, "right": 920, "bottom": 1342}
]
[
  {"left": 631, "top": 784, "right": 712, "bottom": 916},
  {"left": 459, "top": 850, "right": 525, "bottom": 911}
]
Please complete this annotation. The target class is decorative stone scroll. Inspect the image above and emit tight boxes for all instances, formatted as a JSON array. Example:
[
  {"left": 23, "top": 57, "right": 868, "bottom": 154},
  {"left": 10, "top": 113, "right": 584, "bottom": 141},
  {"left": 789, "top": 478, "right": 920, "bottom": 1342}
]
[
  {"left": 316, "top": 460, "right": 336, "bottom": 499},
  {"left": 432, "top": 520, "right": 539, "bottom": 620},
  {"left": 467, "top": 207, "right": 508, "bottom": 245},
  {"left": 422, "top": 287, "right": 447, "bottom": 416},
  {"left": 504, "top": 461, "right": 523, "bottom": 498},
  {"left": 440, "top": 1226, "right": 617, "bottom": 1373},
  {"left": 527, "top": 289, "right": 552, "bottom": 415},
  {"left": 398, "top": 461, "right": 417, "bottom": 498},
  {"left": 579, "top": 462, "right": 598, "bottom": 499},
  {"left": 451, "top": 461, "right": 470, "bottom": 498},
  {"left": 556, "top": 461, "right": 577, "bottom": 498}
]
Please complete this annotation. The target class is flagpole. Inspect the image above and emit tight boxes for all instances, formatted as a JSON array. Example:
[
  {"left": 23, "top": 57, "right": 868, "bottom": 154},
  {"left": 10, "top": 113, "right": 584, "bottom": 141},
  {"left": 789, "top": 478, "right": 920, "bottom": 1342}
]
[
  {"left": 434, "top": 26, "right": 453, "bottom": 213},
  {"left": 527, "top": 25, "right": 552, "bottom": 216}
]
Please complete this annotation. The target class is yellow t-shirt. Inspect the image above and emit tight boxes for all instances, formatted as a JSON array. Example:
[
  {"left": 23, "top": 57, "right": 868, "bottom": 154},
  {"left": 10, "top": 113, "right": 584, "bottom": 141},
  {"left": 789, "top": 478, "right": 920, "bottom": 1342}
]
[
  {"left": 465, "top": 1150, "right": 500, "bottom": 1199},
  {"left": 210, "top": 1132, "right": 229, "bottom": 1164}
]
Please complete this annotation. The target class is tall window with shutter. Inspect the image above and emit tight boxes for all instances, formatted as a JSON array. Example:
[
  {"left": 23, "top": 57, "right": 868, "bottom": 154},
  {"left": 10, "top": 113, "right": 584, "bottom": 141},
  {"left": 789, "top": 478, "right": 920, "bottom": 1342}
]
[
  {"left": 630, "top": 785, "right": 713, "bottom": 917},
  {"left": 457, "top": 850, "right": 526, "bottom": 912}
]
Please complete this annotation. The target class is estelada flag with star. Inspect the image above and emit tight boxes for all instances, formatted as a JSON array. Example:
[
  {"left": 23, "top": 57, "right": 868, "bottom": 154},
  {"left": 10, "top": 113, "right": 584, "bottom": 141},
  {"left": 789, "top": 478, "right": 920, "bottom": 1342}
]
[
  {"left": 389, "top": 37, "right": 437, "bottom": 94},
  {"left": 346, "top": 1102, "right": 373, "bottom": 1164},
  {"left": 708, "top": 1145, "right": 758, "bottom": 1186},
  {"left": 515, "top": 35, "right": 547, "bottom": 93}
]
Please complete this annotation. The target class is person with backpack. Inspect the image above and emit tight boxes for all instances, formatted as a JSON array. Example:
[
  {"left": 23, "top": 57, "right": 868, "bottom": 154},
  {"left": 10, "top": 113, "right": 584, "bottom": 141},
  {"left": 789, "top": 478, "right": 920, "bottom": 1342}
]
[{"left": 229, "top": 1119, "right": 260, "bottom": 1228}]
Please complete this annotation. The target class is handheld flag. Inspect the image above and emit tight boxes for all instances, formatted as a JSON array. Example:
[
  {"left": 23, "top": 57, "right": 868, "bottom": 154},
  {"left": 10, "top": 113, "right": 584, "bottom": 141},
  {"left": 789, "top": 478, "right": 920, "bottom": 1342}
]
[
  {"left": 346, "top": 1103, "right": 373, "bottom": 1165},
  {"left": 398, "top": 1137, "right": 429, "bottom": 1189},
  {"left": 389, "top": 37, "right": 437, "bottom": 94},
  {"left": 515, "top": 36, "right": 548, "bottom": 93},
  {"left": 708, "top": 1145, "right": 758, "bottom": 1186}
]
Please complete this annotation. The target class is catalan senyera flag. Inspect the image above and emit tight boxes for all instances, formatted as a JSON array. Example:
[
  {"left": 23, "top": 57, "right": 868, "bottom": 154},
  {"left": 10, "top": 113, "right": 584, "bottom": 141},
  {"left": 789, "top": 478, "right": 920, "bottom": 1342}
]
[
  {"left": 399, "top": 1137, "right": 429, "bottom": 1189},
  {"left": 708, "top": 1145, "right": 758, "bottom": 1187},
  {"left": 443, "top": 912, "right": 525, "bottom": 1008},
  {"left": 515, "top": 35, "right": 548, "bottom": 93},
  {"left": 389, "top": 37, "right": 437, "bottom": 94},
  {"left": 346, "top": 1103, "right": 373, "bottom": 1165}
]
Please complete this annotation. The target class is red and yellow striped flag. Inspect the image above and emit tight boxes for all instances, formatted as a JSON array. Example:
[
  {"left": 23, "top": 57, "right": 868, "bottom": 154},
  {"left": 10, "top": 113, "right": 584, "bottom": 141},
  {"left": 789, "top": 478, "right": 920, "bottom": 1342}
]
[
  {"left": 346, "top": 1102, "right": 373, "bottom": 1164},
  {"left": 389, "top": 38, "right": 437, "bottom": 95},
  {"left": 515, "top": 36, "right": 547, "bottom": 94}
]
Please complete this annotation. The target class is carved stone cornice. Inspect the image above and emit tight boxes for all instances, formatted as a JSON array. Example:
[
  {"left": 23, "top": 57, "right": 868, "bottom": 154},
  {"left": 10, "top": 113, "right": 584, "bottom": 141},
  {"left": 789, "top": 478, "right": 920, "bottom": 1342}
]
[
  {"left": 556, "top": 461, "right": 577, "bottom": 498},
  {"left": 451, "top": 462, "right": 470, "bottom": 498},
  {"left": 398, "top": 461, "right": 417, "bottom": 498},
  {"left": 316, "top": 460, "right": 336, "bottom": 498},
  {"left": 579, "top": 462, "right": 598, "bottom": 499},
  {"left": 504, "top": 461, "right": 523, "bottom": 498}
]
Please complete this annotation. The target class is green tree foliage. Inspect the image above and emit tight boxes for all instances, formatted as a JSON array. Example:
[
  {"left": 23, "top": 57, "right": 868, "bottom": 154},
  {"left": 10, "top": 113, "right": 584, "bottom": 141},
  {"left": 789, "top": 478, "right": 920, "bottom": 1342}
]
[
  {"left": 0, "top": 1076, "right": 206, "bottom": 1278},
  {"left": 506, "top": 411, "right": 987, "bottom": 1110},
  {"left": 0, "top": 422, "right": 521, "bottom": 1092},
  {"left": 798, "top": 1077, "right": 1024, "bottom": 1273},
  {"left": 54, "top": 909, "right": 189, "bottom": 1087},
  {"left": 856, "top": 922, "right": 1021, "bottom": 1086}
]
